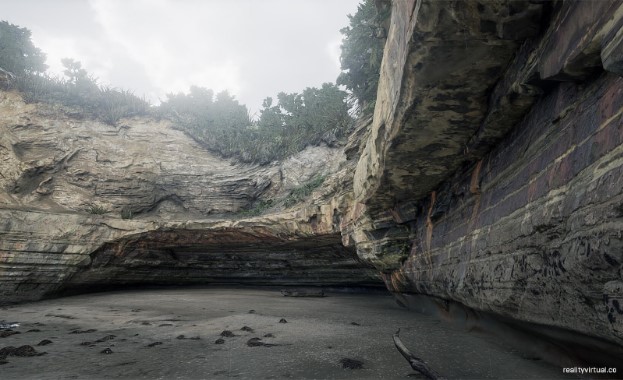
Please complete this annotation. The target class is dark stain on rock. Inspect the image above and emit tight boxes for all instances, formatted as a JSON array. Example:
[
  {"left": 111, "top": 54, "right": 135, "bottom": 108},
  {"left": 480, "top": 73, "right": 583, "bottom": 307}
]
[{"left": 603, "top": 253, "right": 619, "bottom": 266}]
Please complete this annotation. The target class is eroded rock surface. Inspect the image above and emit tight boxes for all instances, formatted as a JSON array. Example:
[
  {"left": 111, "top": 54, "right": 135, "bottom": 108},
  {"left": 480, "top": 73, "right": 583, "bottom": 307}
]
[{"left": 346, "top": 0, "right": 623, "bottom": 360}]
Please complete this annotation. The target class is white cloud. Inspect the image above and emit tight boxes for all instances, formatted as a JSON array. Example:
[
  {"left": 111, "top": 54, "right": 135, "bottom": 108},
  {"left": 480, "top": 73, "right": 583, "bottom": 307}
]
[{"left": 4, "top": 0, "right": 362, "bottom": 112}]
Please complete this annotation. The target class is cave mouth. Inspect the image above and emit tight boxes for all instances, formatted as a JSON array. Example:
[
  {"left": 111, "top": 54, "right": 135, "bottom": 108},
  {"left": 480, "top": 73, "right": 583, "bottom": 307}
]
[{"left": 55, "top": 229, "right": 383, "bottom": 298}]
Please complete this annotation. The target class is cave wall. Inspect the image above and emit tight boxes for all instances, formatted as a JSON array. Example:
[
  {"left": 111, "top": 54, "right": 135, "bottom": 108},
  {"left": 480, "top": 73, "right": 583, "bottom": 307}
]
[{"left": 346, "top": 0, "right": 623, "bottom": 350}]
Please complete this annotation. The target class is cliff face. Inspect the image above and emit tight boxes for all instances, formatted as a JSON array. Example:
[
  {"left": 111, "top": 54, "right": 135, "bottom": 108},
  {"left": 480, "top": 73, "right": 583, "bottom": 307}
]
[
  {"left": 2, "top": 0, "right": 623, "bottom": 363},
  {"left": 346, "top": 0, "right": 623, "bottom": 356},
  {"left": 0, "top": 92, "right": 379, "bottom": 304}
]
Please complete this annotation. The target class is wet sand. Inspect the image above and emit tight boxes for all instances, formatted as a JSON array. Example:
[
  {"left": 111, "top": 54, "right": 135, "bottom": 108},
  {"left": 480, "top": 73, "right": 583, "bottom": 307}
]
[{"left": 0, "top": 287, "right": 566, "bottom": 379}]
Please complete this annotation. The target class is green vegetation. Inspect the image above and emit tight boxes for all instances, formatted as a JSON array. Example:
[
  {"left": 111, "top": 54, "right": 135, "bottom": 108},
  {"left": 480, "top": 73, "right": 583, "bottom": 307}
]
[
  {"left": 160, "top": 84, "right": 353, "bottom": 164},
  {"left": 10, "top": 59, "right": 149, "bottom": 125},
  {"left": 1, "top": 2, "right": 387, "bottom": 165},
  {"left": 283, "top": 175, "right": 326, "bottom": 208},
  {"left": 120, "top": 207, "right": 134, "bottom": 220},
  {"left": 238, "top": 199, "right": 274, "bottom": 217},
  {"left": 337, "top": 0, "right": 390, "bottom": 113},
  {"left": 0, "top": 21, "right": 47, "bottom": 75},
  {"left": 86, "top": 204, "right": 108, "bottom": 215}
]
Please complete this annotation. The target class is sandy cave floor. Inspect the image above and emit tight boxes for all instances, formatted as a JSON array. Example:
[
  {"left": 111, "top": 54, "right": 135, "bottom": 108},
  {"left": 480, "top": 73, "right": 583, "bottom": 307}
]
[{"left": 0, "top": 287, "right": 567, "bottom": 379}]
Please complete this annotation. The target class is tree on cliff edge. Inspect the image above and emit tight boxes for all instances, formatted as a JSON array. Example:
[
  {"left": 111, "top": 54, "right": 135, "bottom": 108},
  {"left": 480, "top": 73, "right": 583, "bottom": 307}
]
[
  {"left": 0, "top": 21, "right": 47, "bottom": 75},
  {"left": 337, "top": 0, "right": 390, "bottom": 114}
]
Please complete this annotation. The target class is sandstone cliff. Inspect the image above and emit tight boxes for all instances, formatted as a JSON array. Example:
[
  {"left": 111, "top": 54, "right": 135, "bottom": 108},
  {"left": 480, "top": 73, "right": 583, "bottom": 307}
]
[{"left": 2, "top": 0, "right": 623, "bottom": 367}]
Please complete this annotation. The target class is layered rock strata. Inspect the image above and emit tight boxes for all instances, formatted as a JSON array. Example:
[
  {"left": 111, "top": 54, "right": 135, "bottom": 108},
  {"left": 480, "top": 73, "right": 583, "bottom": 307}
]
[{"left": 347, "top": 0, "right": 623, "bottom": 358}]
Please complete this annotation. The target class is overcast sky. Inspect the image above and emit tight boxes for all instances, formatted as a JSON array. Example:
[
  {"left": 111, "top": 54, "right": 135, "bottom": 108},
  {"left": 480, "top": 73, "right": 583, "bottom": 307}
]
[{"left": 1, "top": 0, "right": 361, "bottom": 115}]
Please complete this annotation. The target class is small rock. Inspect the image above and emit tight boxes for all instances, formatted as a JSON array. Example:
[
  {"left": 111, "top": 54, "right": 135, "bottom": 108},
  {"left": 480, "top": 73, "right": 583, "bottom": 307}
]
[
  {"left": 0, "top": 345, "right": 46, "bottom": 357},
  {"left": 0, "top": 330, "right": 20, "bottom": 338},
  {"left": 146, "top": 342, "right": 162, "bottom": 347},
  {"left": 70, "top": 329, "right": 97, "bottom": 334},
  {"left": 158, "top": 323, "right": 173, "bottom": 327},
  {"left": 101, "top": 348, "right": 113, "bottom": 354},
  {"left": 176, "top": 335, "right": 186, "bottom": 339},
  {"left": 246, "top": 338, "right": 264, "bottom": 347},
  {"left": 220, "top": 330, "right": 235, "bottom": 337},
  {"left": 37, "top": 340, "right": 52, "bottom": 346},
  {"left": 131, "top": 309, "right": 141, "bottom": 312},
  {"left": 350, "top": 322, "right": 360, "bottom": 326},
  {"left": 27, "top": 329, "right": 41, "bottom": 333},
  {"left": 241, "top": 326, "right": 254, "bottom": 332},
  {"left": 141, "top": 322, "right": 151, "bottom": 326},
  {"left": 263, "top": 333, "right": 274, "bottom": 338},
  {"left": 79, "top": 341, "right": 92, "bottom": 346},
  {"left": 279, "top": 318, "right": 288, "bottom": 324},
  {"left": 214, "top": 338, "right": 225, "bottom": 345},
  {"left": 340, "top": 358, "right": 363, "bottom": 369},
  {"left": 95, "top": 335, "right": 116, "bottom": 343},
  {"left": 248, "top": 310, "right": 256, "bottom": 314}
]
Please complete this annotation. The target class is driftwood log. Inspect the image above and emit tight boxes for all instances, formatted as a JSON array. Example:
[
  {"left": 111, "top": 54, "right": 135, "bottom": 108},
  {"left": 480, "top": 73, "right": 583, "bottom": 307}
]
[{"left": 393, "top": 329, "right": 446, "bottom": 380}]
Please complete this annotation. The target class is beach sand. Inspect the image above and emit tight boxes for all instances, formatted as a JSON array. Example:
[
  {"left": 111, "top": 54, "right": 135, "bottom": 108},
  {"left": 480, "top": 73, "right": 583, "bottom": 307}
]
[{"left": 0, "top": 287, "right": 565, "bottom": 379}]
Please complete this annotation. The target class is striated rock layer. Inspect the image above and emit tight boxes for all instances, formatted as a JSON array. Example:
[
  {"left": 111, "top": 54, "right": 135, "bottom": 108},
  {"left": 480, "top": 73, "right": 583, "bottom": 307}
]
[
  {"left": 0, "top": 92, "right": 380, "bottom": 304},
  {"left": 2, "top": 0, "right": 623, "bottom": 366},
  {"left": 346, "top": 0, "right": 623, "bottom": 362}
]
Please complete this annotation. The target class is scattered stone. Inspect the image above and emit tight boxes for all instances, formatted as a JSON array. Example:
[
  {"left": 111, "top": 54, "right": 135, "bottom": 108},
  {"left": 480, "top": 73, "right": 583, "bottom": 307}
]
[
  {"left": 246, "top": 337, "right": 278, "bottom": 347},
  {"left": 279, "top": 318, "right": 288, "bottom": 324},
  {"left": 146, "top": 342, "right": 163, "bottom": 347},
  {"left": 100, "top": 348, "right": 113, "bottom": 354},
  {"left": 263, "top": 333, "right": 274, "bottom": 338},
  {"left": 141, "top": 322, "right": 151, "bottom": 326},
  {"left": 214, "top": 338, "right": 225, "bottom": 345},
  {"left": 37, "top": 340, "right": 52, "bottom": 346},
  {"left": 340, "top": 358, "right": 363, "bottom": 369},
  {"left": 0, "top": 330, "right": 20, "bottom": 338},
  {"left": 350, "top": 322, "right": 360, "bottom": 326},
  {"left": 95, "top": 335, "right": 116, "bottom": 343},
  {"left": 176, "top": 335, "right": 186, "bottom": 339},
  {"left": 27, "top": 329, "right": 41, "bottom": 333},
  {"left": 220, "top": 330, "right": 235, "bottom": 337},
  {"left": 45, "top": 314, "right": 76, "bottom": 319},
  {"left": 0, "top": 345, "right": 46, "bottom": 358},
  {"left": 248, "top": 310, "right": 256, "bottom": 314},
  {"left": 70, "top": 329, "right": 97, "bottom": 334},
  {"left": 241, "top": 326, "right": 254, "bottom": 333},
  {"left": 246, "top": 338, "right": 264, "bottom": 347}
]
